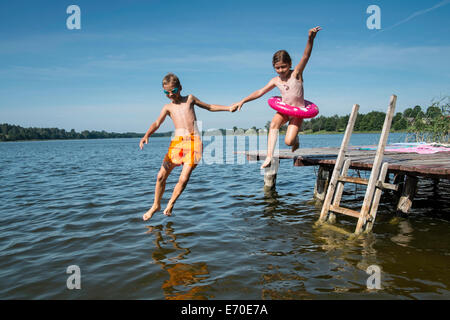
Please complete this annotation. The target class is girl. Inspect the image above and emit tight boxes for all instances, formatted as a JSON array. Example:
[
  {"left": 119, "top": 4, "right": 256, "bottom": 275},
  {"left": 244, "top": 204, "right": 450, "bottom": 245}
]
[{"left": 235, "top": 26, "right": 321, "bottom": 168}]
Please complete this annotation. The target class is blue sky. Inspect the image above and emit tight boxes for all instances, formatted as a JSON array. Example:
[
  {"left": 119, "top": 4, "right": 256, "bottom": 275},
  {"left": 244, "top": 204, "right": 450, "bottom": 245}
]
[{"left": 1, "top": 0, "right": 449, "bottom": 132}]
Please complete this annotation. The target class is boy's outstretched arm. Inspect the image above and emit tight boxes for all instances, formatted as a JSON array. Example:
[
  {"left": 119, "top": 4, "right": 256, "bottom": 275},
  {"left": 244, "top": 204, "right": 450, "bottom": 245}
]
[
  {"left": 293, "top": 26, "right": 321, "bottom": 79},
  {"left": 235, "top": 79, "right": 276, "bottom": 111},
  {"left": 139, "top": 106, "right": 169, "bottom": 150},
  {"left": 192, "top": 95, "right": 237, "bottom": 112}
]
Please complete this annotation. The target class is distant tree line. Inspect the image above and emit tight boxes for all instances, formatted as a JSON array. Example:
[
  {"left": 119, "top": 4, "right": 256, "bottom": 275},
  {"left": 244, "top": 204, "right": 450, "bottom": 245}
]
[
  {"left": 298, "top": 99, "right": 448, "bottom": 143},
  {"left": 261, "top": 101, "right": 449, "bottom": 143},
  {"left": 263, "top": 110, "right": 408, "bottom": 133},
  {"left": 301, "top": 110, "right": 407, "bottom": 133},
  {"left": 2, "top": 99, "right": 448, "bottom": 143},
  {"left": 0, "top": 124, "right": 171, "bottom": 142}
]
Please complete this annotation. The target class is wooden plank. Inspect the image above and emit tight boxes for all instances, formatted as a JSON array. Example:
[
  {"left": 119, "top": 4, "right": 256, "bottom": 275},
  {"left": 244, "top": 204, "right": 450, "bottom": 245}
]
[
  {"left": 309, "top": 159, "right": 449, "bottom": 177},
  {"left": 329, "top": 205, "right": 361, "bottom": 218},
  {"left": 355, "top": 95, "right": 397, "bottom": 234},
  {"left": 318, "top": 104, "right": 360, "bottom": 223}
]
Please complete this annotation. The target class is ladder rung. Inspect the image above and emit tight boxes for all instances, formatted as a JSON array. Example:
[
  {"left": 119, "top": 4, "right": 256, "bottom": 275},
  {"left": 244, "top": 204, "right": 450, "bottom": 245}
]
[
  {"left": 376, "top": 181, "right": 398, "bottom": 191},
  {"left": 329, "top": 205, "right": 361, "bottom": 218},
  {"left": 338, "top": 176, "right": 369, "bottom": 185},
  {"left": 339, "top": 176, "right": 398, "bottom": 191}
]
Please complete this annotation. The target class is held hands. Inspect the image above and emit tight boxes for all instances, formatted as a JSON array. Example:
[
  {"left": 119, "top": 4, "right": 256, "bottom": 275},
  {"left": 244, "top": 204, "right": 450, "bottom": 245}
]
[
  {"left": 235, "top": 101, "right": 244, "bottom": 111},
  {"left": 308, "top": 26, "right": 322, "bottom": 39},
  {"left": 229, "top": 104, "right": 239, "bottom": 112},
  {"left": 228, "top": 102, "right": 242, "bottom": 112},
  {"left": 228, "top": 101, "right": 244, "bottom": 113},
  {"left": 139, "top": 136, "right": 148, "bottom": 150}
]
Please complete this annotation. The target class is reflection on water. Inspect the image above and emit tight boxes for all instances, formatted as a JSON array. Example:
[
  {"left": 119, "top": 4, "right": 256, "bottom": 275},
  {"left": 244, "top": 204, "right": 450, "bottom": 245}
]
[
  {"left": 146, "top": 222, "right": 212, "bottom": 300},
  {"left": 313, "top": 225, "right": 379, "bottom": 283},
  {"left": 262, "top": 189, "right": 282, "bottom": 217},
  {"left": 390, "top": 218, "right": 414, "bottom": 248}
]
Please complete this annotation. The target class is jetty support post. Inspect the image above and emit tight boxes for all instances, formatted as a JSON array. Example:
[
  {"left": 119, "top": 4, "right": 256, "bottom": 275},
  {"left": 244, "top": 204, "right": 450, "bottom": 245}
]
[
  {"left": 313, "top": 164, "right": 333, "bottom": 201},
  {"left": 397, "top": 175, "right": 418, "bottom": 214},
  {"left": 263, "top": 158, "right": 280, "bottom": 191},
  {"left": 392, "top": 173, "right": 405, "bottom": 201}
]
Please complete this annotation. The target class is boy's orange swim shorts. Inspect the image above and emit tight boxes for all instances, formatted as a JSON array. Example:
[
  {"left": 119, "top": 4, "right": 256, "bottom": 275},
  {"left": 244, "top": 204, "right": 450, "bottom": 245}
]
[{"left": 164, "top": 135, "right": 203, "bottom": 166}]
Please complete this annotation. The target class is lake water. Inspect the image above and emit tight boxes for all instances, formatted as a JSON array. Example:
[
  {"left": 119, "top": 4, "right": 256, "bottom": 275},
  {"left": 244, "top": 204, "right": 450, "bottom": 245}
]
[{"left": 0, "top": 133, "right": 449, "bottom": 299}]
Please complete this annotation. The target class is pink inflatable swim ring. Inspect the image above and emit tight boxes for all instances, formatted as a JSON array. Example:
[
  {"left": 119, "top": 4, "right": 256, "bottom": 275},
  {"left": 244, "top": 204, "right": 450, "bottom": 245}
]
[{"left": 268, "top": 96, "right": 319, "bottom": 119}]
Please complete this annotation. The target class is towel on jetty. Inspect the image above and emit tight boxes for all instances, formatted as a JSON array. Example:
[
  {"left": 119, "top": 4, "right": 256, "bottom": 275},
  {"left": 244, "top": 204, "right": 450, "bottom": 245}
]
[{"left": 351, "top": 143, "right": 450, "bottom": 154}]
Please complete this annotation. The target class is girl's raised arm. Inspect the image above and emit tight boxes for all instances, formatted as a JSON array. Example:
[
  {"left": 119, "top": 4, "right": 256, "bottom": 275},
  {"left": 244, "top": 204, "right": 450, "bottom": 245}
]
[{"left": 293, "top": 26, "right": 321, "bottom": 79}]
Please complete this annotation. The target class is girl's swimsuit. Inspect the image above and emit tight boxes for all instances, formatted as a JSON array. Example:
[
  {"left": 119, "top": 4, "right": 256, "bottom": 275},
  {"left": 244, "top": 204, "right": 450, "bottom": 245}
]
[{"left": 275, "top": 75, "right": 305, "bottom": 108}]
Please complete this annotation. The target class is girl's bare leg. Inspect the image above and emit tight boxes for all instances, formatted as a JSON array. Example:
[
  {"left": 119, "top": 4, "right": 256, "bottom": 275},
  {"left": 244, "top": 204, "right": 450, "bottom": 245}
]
[
  {"left": 285, "top": 117, "right": 303, "bottom": 152},
  {"left": 261, "top": 113, "right": 289, "bottom": 169},
  {"left": 164, "top": 163, "right": 196, "bottom": 216},
  {"left": 143, "top": 161, "right": 176, "bottom": 221}
]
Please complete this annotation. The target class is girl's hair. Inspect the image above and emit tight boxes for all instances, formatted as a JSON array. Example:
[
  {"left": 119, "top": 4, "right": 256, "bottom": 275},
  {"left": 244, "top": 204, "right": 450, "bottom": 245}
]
[
  {"left": 272, "top": 50, "right": 292, "bottom": 66},
  {"left": 162, "top": 73, "right": 181, "bottom": 88}
]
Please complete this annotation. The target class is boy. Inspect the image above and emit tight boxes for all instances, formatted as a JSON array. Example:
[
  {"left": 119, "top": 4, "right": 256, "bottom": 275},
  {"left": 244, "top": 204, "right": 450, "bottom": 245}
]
[{"left": 140, "top": 73, "right": 237, "bottom": 220}]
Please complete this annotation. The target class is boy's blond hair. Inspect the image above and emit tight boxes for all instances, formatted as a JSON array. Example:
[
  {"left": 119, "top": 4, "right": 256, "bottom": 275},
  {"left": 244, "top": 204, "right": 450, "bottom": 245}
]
[{"left": 162, "top": 73, "right": 181, "bottom": 88}]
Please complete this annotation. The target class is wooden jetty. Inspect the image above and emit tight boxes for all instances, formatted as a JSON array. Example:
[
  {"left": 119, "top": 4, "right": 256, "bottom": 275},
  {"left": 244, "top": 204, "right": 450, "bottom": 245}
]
[
  {"left": 242, "top": 146, "right": 449, "bottom": 229},
  {"left": 240, "top": 95, "right": 450, "bottom": 234},
  {"left": 243, "top": 147, "right": 450, "bottom": 178}
]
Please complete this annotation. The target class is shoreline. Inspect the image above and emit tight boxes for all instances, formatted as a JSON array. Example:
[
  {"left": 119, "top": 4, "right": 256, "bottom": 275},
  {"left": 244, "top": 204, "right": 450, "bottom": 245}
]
[{"left": 0, "top": 130, "right": 409, "bottom": 143}]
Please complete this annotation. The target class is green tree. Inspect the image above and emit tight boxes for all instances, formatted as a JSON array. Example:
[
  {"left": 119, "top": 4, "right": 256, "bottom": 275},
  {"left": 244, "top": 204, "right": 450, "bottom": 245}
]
[
  {"left": 403, "top": 108, "right": 414, "bottom": 118},
  {"left": 312, "top": 122, "right": 321, "bottom": 132},
  {"left": 324, "top": 117, "right": 337, "bottom": 131},
  {"left": 302, "top": 120, "right": 312, "bottom": 131},
  {"left": 1, "top": 124, "right": 9, "bottom": 135},
  {"left": 392, "top": 112, "right": 403, "bottom": 124},
  {"left": 426, "top": 105, "right": 442, "bottom": 119},
  {"left": 392, "top": 112, "right": 405, "bottom": 131},
  {"left": 412, "top": 105, "right": 423, "bottom": 118},
  {"left": 354, "top": 114, "right": 364, "bottom": 131},
  {"left": 337, "top": 115, "right": 349, "bottom": 132}
]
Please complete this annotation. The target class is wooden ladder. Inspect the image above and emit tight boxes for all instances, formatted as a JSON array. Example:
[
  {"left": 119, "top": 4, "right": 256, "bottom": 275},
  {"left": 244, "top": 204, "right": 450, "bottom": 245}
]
[{"left": 317, "top": 95, "right": 397, "bottom": 234}]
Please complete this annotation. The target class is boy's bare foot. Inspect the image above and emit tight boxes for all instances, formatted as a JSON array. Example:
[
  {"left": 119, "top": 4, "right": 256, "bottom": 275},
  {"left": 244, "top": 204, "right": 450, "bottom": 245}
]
[
  {"left": 292, "top": 136, "right": 299, "bottom": 152},
  {"left": 163, "top": 204, "right": 173, "bottom": 216},
  {"left": 260, "top": 156, "right": 272, "bottom": 169},
  {"left": 143, "top": 205, "right": 160, "bottom": 221}
]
